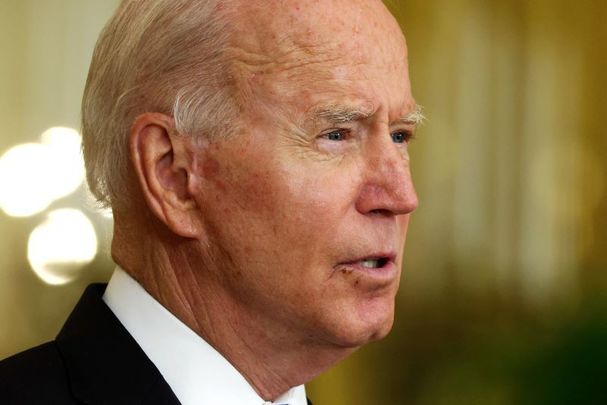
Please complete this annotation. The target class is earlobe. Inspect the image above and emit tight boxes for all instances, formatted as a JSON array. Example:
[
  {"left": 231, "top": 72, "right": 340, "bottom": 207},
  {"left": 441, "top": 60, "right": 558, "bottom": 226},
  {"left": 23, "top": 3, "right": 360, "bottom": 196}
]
[{"left": 129, "top": 113, "right": 201, "bottom": 238}]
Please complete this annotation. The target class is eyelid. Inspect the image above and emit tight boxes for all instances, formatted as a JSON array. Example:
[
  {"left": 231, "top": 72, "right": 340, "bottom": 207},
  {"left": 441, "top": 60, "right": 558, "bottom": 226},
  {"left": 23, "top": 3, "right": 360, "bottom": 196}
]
[
  {"left": 320, "top": 127, "right": 352, "bottom": 140},
  {"left": 391, "top": 128, "right": 416, "bottom": 143}
]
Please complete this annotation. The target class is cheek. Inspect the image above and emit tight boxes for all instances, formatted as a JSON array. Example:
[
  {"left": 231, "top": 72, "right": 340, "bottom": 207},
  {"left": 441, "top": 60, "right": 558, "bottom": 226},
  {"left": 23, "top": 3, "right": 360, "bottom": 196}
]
[
  {"left": 248, "top": 166, "right": 357, "bottom": 260},
  {"left": 199, "top": 142, "right": 361, "bottom": 257},
  {"left": 231, "top": 152, "right": 337, "bottom": 213},
  {"left": 200, "top": 156, "right": 299, "bottom": 247},
  {"left": 274, "top": 165, "right": 357, "bottom": 230}
]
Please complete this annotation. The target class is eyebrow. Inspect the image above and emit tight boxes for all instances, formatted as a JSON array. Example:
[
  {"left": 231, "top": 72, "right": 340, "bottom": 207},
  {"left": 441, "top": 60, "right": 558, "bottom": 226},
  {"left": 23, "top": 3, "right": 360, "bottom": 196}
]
[
  {"left": 312, "top": 105, "right": 374, "bottom": 124},
  {"left": 395, "top": 105, "right": 426, "bottom": 127},
  {"left": 309, "top": 104, "right": 426, "bottom": 127}
]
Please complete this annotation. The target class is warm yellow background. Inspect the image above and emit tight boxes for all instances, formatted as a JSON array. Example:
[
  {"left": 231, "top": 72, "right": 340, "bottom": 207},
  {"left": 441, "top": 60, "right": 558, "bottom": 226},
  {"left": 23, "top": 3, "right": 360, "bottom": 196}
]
[{"left": 1, "top": 1, "right": 606, "bottom": 404}]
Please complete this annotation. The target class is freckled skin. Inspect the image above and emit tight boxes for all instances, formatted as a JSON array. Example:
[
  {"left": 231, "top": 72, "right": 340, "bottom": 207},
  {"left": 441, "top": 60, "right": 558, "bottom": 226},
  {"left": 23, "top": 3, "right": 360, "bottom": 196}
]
[
  {"left": 121, "top": 0, "right": 422, "bottom": 398},
  {"left": 191, "top": 0, "right": 418, "bottom": 350}
]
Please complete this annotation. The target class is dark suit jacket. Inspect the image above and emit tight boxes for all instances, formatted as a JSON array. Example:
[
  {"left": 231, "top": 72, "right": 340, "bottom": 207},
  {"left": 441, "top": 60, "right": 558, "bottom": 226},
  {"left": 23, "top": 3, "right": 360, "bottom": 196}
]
[
  {"left": 0, "top": 284, "right": 180, "bottom": 404},
  {"left": 0, "top": 284, "right": 313, "bottom": 404}
]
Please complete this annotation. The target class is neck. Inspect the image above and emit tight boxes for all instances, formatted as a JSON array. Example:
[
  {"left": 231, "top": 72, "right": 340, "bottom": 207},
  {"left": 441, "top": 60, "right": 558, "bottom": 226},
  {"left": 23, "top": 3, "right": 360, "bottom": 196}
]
[{"left": 112, "top": 214, "right": 354, "bottom": 400}]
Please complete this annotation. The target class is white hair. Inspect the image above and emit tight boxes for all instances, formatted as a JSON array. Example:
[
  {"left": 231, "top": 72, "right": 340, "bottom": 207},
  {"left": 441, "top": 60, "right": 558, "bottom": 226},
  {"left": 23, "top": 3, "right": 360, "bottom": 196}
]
[{"left": 82, "top": 0, "right": 238, "bottom": 210}]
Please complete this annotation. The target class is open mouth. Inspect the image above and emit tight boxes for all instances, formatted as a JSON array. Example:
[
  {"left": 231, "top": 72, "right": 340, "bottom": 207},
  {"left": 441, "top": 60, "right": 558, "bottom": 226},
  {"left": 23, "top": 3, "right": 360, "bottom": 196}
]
[
  {"left": 359, "top": 257, "right": 390, "bottom": 269},
  {"left": 333, "top": 253, "right": 397, "bottom": 283},
  {"left": 338, "top": 253, "right": 395, "bottom": 271}
]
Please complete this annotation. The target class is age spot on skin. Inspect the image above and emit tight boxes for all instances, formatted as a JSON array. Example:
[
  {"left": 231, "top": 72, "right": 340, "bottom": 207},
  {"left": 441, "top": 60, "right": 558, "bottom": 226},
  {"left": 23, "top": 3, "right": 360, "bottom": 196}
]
[
  {"left": 202, "top": 157, "right": 220, "bottom": 178},
  {"left": 202, "top": 157, "right": 227, "bottom": 191},
  {"left": 341, "top": 268, "right": 353, "bottom": 276}
]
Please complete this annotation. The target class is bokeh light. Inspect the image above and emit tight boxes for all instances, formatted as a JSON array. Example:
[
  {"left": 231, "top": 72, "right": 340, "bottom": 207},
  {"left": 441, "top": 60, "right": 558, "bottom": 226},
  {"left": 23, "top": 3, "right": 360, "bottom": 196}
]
[
  {"left": 0, "top": 127, "right": 85, "bottom": 217},
  {"left": 27, "top": 208, "right": 98, "bottom": 285},
  {"left": 0, "top": 143, "right": 54, "bottom": 217},
  {"left": 40, "top": 127, "right": 86, "bottom": 201}
]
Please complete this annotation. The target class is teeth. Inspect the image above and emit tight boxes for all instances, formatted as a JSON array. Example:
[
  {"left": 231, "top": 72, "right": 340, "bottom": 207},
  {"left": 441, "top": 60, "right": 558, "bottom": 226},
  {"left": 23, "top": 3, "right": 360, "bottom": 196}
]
[{"left": 361, "top": 258, "right": 381, "bottom": 268}]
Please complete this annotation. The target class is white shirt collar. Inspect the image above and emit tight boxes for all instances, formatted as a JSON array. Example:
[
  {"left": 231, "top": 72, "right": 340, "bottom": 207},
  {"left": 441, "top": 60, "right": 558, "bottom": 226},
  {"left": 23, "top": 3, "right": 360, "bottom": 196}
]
[{"left": 102, "top": 267, "right": 307, "bottom": 405}]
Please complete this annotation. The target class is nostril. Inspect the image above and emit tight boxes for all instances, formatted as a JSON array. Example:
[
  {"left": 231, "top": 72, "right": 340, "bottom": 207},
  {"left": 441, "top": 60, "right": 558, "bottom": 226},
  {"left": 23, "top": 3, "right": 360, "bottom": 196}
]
[{"left": 369, "top": 208, "right": 393, "bottom": 216}]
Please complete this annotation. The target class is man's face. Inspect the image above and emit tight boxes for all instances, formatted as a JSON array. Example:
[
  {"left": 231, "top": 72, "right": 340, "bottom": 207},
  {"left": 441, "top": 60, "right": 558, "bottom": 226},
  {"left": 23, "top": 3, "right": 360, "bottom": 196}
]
[{"left": 191, "top": 0, "right": 418, "bottom": 349}]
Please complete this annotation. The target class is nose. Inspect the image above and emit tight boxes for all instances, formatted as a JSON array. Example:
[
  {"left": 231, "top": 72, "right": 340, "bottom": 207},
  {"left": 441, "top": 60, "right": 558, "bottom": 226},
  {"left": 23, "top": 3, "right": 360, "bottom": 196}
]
[{"left": 355, "top": 138, "right": 419, "bottom": 216}]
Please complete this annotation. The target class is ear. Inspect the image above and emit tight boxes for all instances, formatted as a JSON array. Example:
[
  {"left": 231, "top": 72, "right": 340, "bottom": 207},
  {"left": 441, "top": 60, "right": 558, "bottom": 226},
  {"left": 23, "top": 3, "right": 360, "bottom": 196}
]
[{"left": 129, "top": 113, "right": 201, "bottom": 238}]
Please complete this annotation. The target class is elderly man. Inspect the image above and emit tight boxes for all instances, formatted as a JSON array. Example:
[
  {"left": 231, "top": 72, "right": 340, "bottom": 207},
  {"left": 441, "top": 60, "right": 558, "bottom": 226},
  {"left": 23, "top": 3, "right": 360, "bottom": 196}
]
[{"left": 0, "top": 0, "right": 420, "bottom": 403}]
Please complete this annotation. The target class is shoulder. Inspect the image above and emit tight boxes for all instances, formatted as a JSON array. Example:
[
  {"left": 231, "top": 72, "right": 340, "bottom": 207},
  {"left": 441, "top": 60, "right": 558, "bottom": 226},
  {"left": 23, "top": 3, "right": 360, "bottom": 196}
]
[{"left": 0, "top": 341, "right": 76, "bottom": 403}]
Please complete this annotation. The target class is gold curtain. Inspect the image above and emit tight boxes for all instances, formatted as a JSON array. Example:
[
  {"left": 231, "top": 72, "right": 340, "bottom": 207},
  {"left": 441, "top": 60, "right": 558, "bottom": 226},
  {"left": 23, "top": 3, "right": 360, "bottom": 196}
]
[
  {"left": 310, "top": 0, "right": 607, "bottom": 403},
  {"left": 1, "top": 0, "right": 605, "bottom": 403},
  {"left": 0, "top": 0, "right": 119, "bottom": 359}
]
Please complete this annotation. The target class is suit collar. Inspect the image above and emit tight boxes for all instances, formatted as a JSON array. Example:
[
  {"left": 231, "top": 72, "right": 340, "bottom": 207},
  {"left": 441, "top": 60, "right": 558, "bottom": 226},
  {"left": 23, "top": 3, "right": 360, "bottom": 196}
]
[
  {"left": 55, "top": 283, "right": 315, "bottom": 405},
  {"left": 56, "top": 284, "right": 180, "bottom": 405}
]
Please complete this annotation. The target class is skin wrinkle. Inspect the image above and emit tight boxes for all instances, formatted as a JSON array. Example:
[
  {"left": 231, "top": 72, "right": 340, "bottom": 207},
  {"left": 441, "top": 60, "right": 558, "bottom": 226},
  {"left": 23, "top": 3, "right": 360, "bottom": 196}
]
[
  {"left": 111, "top": 0, "right": 418, "bottom": 401},
  {"left": 259, "top": 74, "right": 415, "bottom": 160},
  {"left": 289, "top": 102, "right": 421, "bottom": 165},
  {"left": 225, "top": 2, "right": 372, "bottom": 90},
  {"left": 226, "top": 37, "right": 332, "bottom": 68},
  {"left": 228, "top": 22, "right": 388, "bottom": 133},
  {"left": 273, "top": 111, "right": 341, "bottom": 163},
  {"left": 229, "top": 46, "right": 345, "bottom": 93},
  {"left": 232, "top": 320, "right": 292, "bottom": 394},
  {"left": 176, "top": 251, "right": 207, "bottom": 332}
]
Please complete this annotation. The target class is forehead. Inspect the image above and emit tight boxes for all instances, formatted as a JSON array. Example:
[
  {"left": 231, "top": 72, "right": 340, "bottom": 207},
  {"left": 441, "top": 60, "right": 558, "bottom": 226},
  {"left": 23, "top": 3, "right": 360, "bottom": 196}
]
[
  {"left": 228, "top": 0, "right": 406, "bottom": 66},
  {"left": 226, "top": 0, "right": 413, "bottom": 117}
]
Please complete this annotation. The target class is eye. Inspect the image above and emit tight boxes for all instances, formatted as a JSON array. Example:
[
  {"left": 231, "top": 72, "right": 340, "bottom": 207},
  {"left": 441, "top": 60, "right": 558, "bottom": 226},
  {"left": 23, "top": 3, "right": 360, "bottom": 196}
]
[
  {"left": 322, "top": 129, "right": 348, "bottom": 141},
  {"left": 391, "top": 130, "right": 413, "bottom": 144}
]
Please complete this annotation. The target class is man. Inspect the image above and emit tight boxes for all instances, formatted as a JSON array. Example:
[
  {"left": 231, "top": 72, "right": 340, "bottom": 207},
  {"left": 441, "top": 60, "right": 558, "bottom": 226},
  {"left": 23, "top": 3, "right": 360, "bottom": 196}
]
[{"left": 0, "top": 0, "right": 421, "bottom": 403}]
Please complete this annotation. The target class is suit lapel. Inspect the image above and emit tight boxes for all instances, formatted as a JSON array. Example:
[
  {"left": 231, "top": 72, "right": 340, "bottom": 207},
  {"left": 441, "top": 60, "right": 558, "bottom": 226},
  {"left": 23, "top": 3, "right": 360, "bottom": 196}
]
[{"left": 56, "top": 284, "right": 180, "bottom": 405}]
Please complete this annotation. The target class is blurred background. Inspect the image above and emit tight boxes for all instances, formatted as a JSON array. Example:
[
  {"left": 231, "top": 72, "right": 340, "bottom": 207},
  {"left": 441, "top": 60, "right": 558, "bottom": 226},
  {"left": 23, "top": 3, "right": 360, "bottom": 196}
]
[{"left": 1, "top": 0, "right": 605, "bottom": 404}]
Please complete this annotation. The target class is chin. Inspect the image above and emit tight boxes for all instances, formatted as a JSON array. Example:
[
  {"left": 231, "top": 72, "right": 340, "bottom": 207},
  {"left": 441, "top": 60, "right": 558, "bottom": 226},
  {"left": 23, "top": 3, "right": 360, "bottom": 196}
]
[
  {"left": 361, "top": 310, "right": 395, "bottom": 343},
  {"left": 331, "top": 297, "right": 397, "bottom": 348}
]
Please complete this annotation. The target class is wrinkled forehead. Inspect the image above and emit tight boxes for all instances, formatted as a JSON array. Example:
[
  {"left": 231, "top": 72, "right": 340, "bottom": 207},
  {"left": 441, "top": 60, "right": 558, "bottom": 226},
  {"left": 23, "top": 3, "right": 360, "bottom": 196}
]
[{"left": 225, "top": 0, "right": 407, "bottom": 68}]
